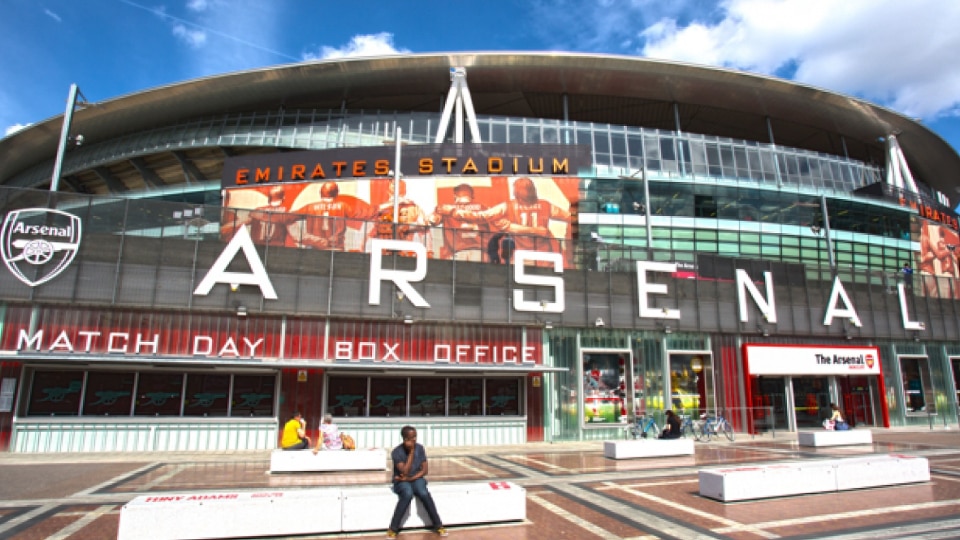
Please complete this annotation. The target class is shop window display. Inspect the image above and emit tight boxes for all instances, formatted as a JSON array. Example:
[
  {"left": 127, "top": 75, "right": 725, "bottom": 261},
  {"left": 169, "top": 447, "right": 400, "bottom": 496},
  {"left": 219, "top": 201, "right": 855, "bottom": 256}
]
[{"left": 582, "top": 353, "right": 626, "bottom": 424}]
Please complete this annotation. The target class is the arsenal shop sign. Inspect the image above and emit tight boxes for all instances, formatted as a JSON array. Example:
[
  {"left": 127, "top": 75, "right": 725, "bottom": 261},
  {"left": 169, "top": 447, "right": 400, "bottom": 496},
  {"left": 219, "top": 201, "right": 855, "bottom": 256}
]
[{"left": 743, "top": 344, "right": 881, "bottom": 376}]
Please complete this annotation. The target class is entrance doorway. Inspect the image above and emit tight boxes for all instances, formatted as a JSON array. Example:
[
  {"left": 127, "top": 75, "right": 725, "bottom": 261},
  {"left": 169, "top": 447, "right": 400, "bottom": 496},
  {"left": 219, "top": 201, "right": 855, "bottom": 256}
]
[
  {"left": 838, "top": 376, "right": 877, "bottom": 427},
  {"left": 792, "top": 376, "right": 830, "bottom": 429},
  {"left": 751, "top": 377, "right": 788, "bottom": 432}
]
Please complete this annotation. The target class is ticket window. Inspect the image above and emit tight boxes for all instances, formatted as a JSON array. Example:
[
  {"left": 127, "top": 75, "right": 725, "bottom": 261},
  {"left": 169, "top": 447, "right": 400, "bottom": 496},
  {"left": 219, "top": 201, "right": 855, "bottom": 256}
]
[{"left": 900, "top": 356, "right": 934, "bottom": 415}]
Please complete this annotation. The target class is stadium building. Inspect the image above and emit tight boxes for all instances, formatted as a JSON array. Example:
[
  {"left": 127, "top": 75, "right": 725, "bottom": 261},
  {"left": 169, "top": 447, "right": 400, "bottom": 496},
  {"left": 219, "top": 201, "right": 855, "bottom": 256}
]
[{"left": 1, "top": 52, "right": 959, "bottom": 452}]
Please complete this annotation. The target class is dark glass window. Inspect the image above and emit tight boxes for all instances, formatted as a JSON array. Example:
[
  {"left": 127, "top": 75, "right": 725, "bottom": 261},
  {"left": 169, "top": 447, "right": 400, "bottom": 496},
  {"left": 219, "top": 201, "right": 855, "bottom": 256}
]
[
  {"left": 326, "top": 376, "right": 367, "bottom": 417},
  {"left": 231, "top": 375, "right": 276, "bottom": 417},
  {"left": 83, "top": 372, "right": 134, "bottom": 416},
  {"left": 27, "top": 371, "right": 83, "bottom": 416},
  {"left": 134, "top": 373, "right": 184, "bottom": 416},
  {"left": 184, "top": 373, "right": 230, "bottom": 417},
  {"left": 450, "top": 378, "right": 482, "bottom": 415},
  {"left": 410, "top": 378, "right": 446, "bottom": 417},
  {"left": 486, "top": 379, "right": 521, "bottom": 416},
  {"left": 370, "top": 378, "right": 407, "bottom": 417}
]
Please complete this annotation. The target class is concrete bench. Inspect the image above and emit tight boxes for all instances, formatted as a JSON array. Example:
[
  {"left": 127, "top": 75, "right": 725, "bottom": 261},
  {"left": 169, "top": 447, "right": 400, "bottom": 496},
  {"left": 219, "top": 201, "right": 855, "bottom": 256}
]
[
  {"left": 797, "top": 429, "right": 873, "bottom": 447},
  {"left": 269, "top": 447, "right": 387, "bottom": 473},
  {"left": 118, "top": 489, "right": 343, "bottom": 540},
  {"left": 341, "top": 481, "right": 526, "bottom": 532},
  {"left": 699, "top": 454, "right": 929, "bottom": 502},
  {"left": 118, "top": 481, "right": 525, "bottom": 540},
  {"left": 603, "top": 438, "right": 695, "bottom": 459}
]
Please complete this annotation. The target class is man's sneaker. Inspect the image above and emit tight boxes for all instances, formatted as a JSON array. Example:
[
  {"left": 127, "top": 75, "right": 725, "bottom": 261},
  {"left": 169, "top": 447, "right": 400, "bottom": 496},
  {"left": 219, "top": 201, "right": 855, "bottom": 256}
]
[
  {"left": 385, "top": 530, "right": 398, "bottom": 539},
  {"left": 434, "top": 527, "right": 449, "bottom": 537}
]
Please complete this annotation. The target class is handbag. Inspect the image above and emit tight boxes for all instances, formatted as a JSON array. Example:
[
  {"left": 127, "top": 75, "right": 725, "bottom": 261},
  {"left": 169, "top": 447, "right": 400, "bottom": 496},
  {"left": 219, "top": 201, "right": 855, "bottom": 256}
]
[
  {"left": 340, "top": 433, "right": 356, "bottom": 450},
  {"left": 835, "top": 420, "right": 850, "bottom": 431}
]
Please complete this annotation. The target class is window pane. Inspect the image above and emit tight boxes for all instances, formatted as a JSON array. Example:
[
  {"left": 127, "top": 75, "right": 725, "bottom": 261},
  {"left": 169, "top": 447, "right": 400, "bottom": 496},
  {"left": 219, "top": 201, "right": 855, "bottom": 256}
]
[
  {"left": 83, "top": 372, "right": 134, "bottom": 416},
  {"left": 326, "top": 376, "right": 367, "bottom": 418},
  {"left": 450, "top": 378, "right": 482, "bottom": 415},
  {"left": 370, "top": 378, "right": 407, "bottom": 417},
  {"left": 901, "top": 357, "right": 932, "bottom": 414},
  {"left": 184, "top": 373, "right": 230, "bottom": 417},
  {"left": 134, "top": 373, "right": 184, "bottom": 416},
  {"left": 231, "top": 375, "right": 275, "bottom": 417},
  {"left": 486, "top": 379, "right": 521, "bottom": 416},
  {"left": 27, "top": 371, "right": 83, "bottom": 416},
  {"left": 410, "top": 378, "right": 446, "bottom": 417}
]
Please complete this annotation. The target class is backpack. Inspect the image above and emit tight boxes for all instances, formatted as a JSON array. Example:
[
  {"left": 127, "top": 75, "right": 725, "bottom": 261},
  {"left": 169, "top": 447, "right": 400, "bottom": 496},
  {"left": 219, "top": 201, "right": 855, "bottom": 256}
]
[{"left": 340, "top": 433, "right": 356, "bottom": 450}]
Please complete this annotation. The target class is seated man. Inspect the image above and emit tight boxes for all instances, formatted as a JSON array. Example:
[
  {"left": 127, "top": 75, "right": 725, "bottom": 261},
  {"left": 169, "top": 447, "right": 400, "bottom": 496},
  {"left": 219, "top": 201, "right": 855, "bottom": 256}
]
[{"left": 280, "top": 411, "right": 311, "bottom": 450}]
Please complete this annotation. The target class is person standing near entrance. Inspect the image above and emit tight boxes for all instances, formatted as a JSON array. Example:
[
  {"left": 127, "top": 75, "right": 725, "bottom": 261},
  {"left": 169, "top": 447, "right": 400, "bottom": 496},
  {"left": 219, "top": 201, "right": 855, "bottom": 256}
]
[{"left": 386, "top": 426, "right": 447, "bottom": 538}]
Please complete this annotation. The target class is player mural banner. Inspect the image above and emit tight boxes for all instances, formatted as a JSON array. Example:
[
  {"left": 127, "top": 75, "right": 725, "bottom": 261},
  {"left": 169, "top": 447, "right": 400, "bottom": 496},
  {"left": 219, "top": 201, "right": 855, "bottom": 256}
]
[
  {"left": 220, "top": 175, "right": 582, "bottom": 268},
  {"left": 918, "top": 218, "right": 960, "bottom": 299}
]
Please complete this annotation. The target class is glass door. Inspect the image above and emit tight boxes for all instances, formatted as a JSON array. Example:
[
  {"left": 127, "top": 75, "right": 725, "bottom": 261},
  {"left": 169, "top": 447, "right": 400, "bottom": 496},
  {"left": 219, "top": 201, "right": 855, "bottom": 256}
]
[
  {"left": 751, "top": 376, "right": 788, "bottom": 432},
  {"left": 792, "top": 376, "right": 830, "bottom": 429}
]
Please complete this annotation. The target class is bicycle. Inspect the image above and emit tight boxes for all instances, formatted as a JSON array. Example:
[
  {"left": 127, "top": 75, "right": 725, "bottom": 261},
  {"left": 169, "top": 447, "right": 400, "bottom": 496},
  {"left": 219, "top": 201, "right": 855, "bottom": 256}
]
[
  {"left": 626, "top": 412, "right": 660, "bottom": 439},
  {"left": 679, "top": 414, "right": 697, "bottom": 439},
  {"left": 695, "top": 411, "right": 735, "bottom": 442}
]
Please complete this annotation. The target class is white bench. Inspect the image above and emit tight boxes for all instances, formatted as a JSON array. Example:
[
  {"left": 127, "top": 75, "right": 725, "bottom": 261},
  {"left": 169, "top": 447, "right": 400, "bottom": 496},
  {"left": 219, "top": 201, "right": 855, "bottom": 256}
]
[
  {"left": 698, "top": 454, "right": 929, "bottom": 502},
  {"left": 341, "top": 481, "right": 526, "bottom": 532},
  {"left": 118, "top": 481, "right": 525, "bottom": 540},
  {"left": 603, "top": 438, "right": 695, "bottom": 459},
  {"left": 269, "top": 448, "right": 387, "bottom": 473},
  {"left": 118, "top": 489, "right": 343, "bottom": 540},
  {"left": 797, "top": 429, "right": 873, "bottom": 447}
]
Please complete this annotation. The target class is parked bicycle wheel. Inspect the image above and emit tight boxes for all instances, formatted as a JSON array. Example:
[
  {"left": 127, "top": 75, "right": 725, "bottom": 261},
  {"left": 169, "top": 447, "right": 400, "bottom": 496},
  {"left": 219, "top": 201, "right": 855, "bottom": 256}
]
[
  {"left": 696, "top": 422, "right": 710, "bottom": 442},
  {"left": 721, "top": 420, "right": 735, "bottom": 441},
  {"left": 681, "top": 421, "right": 695, "bottom": 439},
  {"left": 647, "top": 421, "right": 660, "bottom": 438}
]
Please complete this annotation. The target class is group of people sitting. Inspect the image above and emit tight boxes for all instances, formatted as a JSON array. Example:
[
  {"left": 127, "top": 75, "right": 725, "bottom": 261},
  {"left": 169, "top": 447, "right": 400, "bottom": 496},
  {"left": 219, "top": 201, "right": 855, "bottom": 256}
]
[{"left": 280, "top": 412, "right": 344, "bottom": 451}]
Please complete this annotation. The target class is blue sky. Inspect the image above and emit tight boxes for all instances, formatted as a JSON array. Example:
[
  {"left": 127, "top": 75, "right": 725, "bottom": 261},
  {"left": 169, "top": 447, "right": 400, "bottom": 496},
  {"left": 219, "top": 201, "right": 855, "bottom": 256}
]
[{"left": 3, "top": 0, "right": 960, "bottom": 164}]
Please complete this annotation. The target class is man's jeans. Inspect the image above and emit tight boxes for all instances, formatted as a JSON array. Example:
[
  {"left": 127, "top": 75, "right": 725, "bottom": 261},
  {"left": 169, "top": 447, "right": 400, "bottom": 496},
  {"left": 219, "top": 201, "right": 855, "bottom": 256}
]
[{"left": 389, "top": 478, "right": 443, "bottom": 532}]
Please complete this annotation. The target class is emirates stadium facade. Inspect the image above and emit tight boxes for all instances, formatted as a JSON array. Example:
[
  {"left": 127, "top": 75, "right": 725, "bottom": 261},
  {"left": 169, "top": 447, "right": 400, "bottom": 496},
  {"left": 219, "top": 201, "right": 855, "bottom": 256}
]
[{"left": 1, "top": 52, "right": 959, "bottom": 453}]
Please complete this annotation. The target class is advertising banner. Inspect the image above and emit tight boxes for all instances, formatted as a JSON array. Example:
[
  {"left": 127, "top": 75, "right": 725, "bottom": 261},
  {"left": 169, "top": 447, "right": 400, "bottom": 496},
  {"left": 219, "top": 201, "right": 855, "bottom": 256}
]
[{"left": 220, "top": 175, "right": 581, "bottom": 268}]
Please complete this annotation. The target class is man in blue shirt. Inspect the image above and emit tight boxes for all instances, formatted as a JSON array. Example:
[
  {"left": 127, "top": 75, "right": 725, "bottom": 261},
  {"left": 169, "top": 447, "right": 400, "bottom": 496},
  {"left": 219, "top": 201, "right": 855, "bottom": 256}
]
[{"left": 387, "top": 426, "right": 447, "bottom": 538}]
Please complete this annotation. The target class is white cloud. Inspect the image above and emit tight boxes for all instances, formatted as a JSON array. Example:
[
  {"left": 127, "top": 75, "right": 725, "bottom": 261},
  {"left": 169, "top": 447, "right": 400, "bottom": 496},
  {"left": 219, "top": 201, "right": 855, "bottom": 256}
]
[
  {"left": 44, "top": 9, "right": 62, "bottom": 23},
  {"left": 638, "top": 0, "right": 960, "bottom": 120},
  {"left": 186, "top": 0, "right": 210, "bottom": 11},
  {"left": 172, "top": 23, "right": 207, "bottom": 48},
  {"left": 303, "top": 33, "right": 410, "bottom": 61},
  {"left": 5, "top": 123, "right": 30, "bottom": 137}
]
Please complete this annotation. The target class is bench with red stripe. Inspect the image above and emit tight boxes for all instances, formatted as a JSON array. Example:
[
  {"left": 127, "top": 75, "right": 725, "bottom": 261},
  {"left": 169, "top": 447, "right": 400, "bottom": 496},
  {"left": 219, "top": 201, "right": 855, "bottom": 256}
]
[{"left": 118, "top": 481, "right": 526, "bottom": 539}]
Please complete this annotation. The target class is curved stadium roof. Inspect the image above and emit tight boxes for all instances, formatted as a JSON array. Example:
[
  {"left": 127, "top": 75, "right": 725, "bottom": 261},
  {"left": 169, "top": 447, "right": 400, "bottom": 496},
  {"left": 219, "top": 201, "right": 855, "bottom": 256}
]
[{"left": 2, "top": 52, "right": 958, "bottom": 198}]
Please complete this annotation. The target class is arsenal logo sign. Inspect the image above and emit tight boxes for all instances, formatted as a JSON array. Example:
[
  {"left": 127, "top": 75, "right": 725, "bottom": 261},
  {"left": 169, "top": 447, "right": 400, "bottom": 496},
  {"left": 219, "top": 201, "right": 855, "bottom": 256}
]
[{"left": 1, "top": 208, "right": 82, "bottom": 287}]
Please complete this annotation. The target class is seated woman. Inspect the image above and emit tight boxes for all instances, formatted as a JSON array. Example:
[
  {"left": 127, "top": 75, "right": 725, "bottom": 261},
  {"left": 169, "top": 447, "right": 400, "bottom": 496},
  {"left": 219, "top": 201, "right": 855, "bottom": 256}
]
[
  {"left": 658, "top": 410, "right": 682, "bottom": 439},
  {"left": 313, "top": 413, "right": 343, "bottom": 453},
  {"left": 829, "top": 403, "right": 849, "bottom": 430}
]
